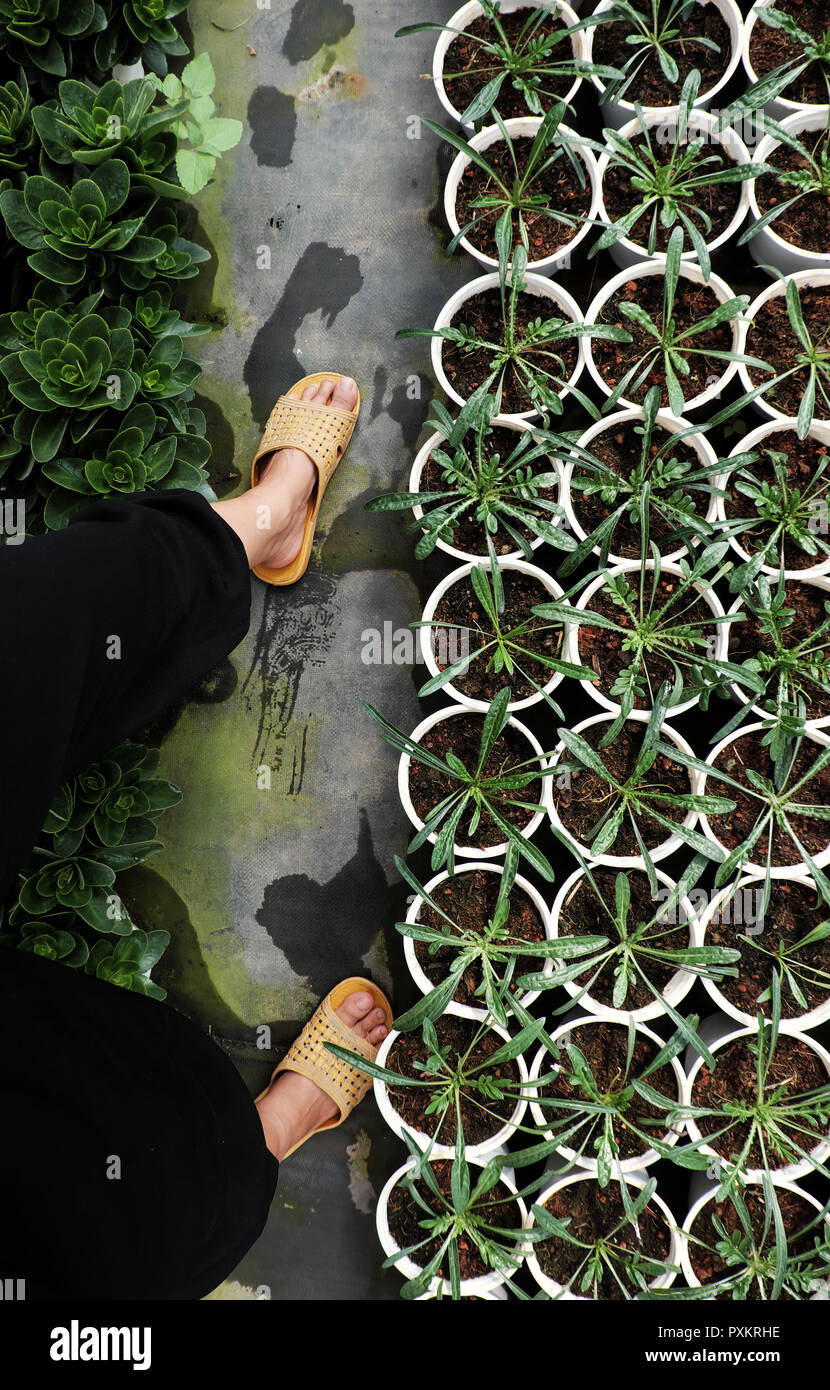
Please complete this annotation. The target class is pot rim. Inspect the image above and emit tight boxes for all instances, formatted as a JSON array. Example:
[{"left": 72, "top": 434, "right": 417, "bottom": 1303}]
[
  {"left": 741, "top": 0, "right": 830, "bottom": 119},
  {"left": 746, "top": 111, "right": 830, "bottom": 264}
]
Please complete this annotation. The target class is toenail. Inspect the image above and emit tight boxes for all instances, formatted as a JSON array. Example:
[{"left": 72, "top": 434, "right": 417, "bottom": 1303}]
[{"left": 340, "top": 377, "right": 355, "bottom": 391}]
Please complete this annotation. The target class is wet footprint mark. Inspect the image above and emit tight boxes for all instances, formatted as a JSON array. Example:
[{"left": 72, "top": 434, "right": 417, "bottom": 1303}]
[
  {"left": 283, "top": 0, "right": 355, "bottom": 64},
  {"left": 248, "top": 86, "right": 297, "bottom": 168}
]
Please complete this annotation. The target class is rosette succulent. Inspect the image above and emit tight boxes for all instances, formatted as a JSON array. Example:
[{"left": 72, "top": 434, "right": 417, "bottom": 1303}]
[
  {"left": 32, "top": 76, "right": 182, "bottom": 188},
  {"left": 40, "top": 403, "right": 211, "bottom": 527},
  {"left": 0, "top": 158, "right": 166, "bottom": 288},
  {"left": 0, "top": 0, "right": 106, "bottom": 77},
  {"left": 0, "top": 72, "right": 36, "bottom": 172},
  {"left": 43, "top": 740, "right": 181, "bottom": 854},
  {"left": 84, "top": 929, "right": 170, "bottom": 999},
  {"left": 0, "top": 300, "right": 139, "bottom": 461},
  {"left": 13, "top": 916, "right": 89, "bottom": 966}
]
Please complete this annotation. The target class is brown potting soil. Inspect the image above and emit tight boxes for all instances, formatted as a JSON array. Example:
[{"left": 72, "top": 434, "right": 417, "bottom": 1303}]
[
  {"left": 591, "top": 2, "right": 731, "bottom": 107},
  {"left": 535, "top": 1178, "right": 672, "bottom": 1297},
  {"left": 723, "top": 430, "right": 830, "bottom": 571},
  {"left": 408, "top": 712, "right": 543, "bottom": 849},
  {"left": 552, "top": 719, "right": 691, "bottom": 855},
  {"left": 576, "top": 572, "right": 716, "bottom": 709},
  {"left": 755, "top": 131, "right": 830, "bottom": 255},
  {"left": 689, "top": 1186, "right": 822, "bottom": 1298},
  {"left": 441, "top": 286, "right": 579, "bottom": 414},
  {"left": 557, "top": 866, "right": 689, "bottom": 1010},
  {"left": 705, "top": 728, "right": 830, "bottom": 867},
  {"left": 601, "top": 133, "right": 741, "bottom": 253},
  {"left": 569, "top": 424, "right": 704, "bottom": 557},
  {"left": 413, "top": 867, "right": 548, "bottom": 1008},
  {"left": 386, "top": 1159, "right": 521, "bottom": 1282},
  {"left": 745, "top": 286, "right": 830, "bottom": 419},
  {"left": 444, "top": 10, "right": 578, "bottom": 119},
  {"left": 727, "top": 578, "right": 830, "bottom": 723},
  {"left": 690, "top": 1033, "right": 828, "bottom": 1169},
  {"left": 705, "top": 878, "right": 830, "bottom": 1021},
  {"left": 455, "top": 135, "right": 592, "bottom": 261},
  {"left": 748, "top": 0, "right": 830, "bottom": 107},
  {"left": 589, "top": 275, "right": 734, "bottom": 409},
  {"left": 536, "top": 1021, "right": 680, "bottom": 1161},
  {"left": 419, "top": 426, "right": 561, "bottom": 557},
  {"left": 432, "top": 567, "right": 563, "bottom": 703},
  {"left": 384, "top": 1012, "right": 520, "bottom": 1146}
]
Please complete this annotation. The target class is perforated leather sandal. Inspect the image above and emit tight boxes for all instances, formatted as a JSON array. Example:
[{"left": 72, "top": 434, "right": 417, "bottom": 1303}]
[
  {"left": 256, "top": 976, "right": 393, "bottom": 1160},
  {"left": 250, "top": 370, "right": 360, "bottom": 586}
]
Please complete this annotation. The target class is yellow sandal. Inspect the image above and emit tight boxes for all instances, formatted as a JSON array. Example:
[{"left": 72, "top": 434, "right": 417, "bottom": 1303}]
[
  {"left": 250, "top": 370, "right": 360, "bottom": 586},
  {"left": 256, "top": 976, "right": 393, "bottom": 1160}
]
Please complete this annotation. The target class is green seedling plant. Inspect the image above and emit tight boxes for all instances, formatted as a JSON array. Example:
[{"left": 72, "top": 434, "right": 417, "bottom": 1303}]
[
  {"left": 552, "top": 689, "right": 735, "bottom": 890},
  {"left": 747, "top": 277, "right": 830, "bottom": 440},
  {"left": 537, "top": 543, "right": 761, "bottom": 735},
  {"left": 529, "top": 1173, "right": 680, "bottom": 1298},
  {"left": 365, "top": 386, "right": 578, "bottom": 561},
  {"left": 724, "top": 444, "right": 830, "bottom": 587},
  {"left": 719, "top": 6, "right": 830, "bottom": 122},
  {"left": 675, "top": 979, "right": 830, "bottom": 1198},
  {"left": 429, "top": 100, "right": 597, "bottom": 261},
  {"left": 597, "top": 0, "right": 722, "bottom": 107},
  {"left": 364, "top": 686, "right": 557, "bottom": 880},
  {"left": 557, "top": 387, "right": 725, "bottom": 578},
  {"left": 416, "top": 549, "right": 598, "bottom": 713},
  {"left": 715, "top": 574, "right": 830, "bottom": 749},
  {"left": 597, "top": 225, "right": 763, "bottom": 416},
  {"left": 528, "top": 1017, "right": 703, "bottom": 1185},
  {"left": 399, "top": 238, "right": 629, "bottom": 418},
  {"left": 658, "top": 723, "right": 830, "bottom": 888},
  {"left": 593, "top": 71, "right": 768, "bottom": 280},
  {"left": 655, "top": 1172, "right": 830, "bottom": 1301},
  {"left": 517, "top": 852, "right": 739, "bottom": 1039},
  {"left": 738, "top": 116, "right": 830, "bottom": 252},
  {"left": 392, "top": 848, "right": 608, "bottom": 1031},
  {"left": 709, "top": 871, "right": 830, "bottom": 1023},
  {"left": 396, "top": 0, "right": 621, "bottom": 125}
]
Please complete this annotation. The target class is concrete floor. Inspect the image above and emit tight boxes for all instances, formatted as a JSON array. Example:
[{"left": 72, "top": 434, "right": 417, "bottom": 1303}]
[{"left": 129, "top": 0, "right": 469, "bottom": 1300}]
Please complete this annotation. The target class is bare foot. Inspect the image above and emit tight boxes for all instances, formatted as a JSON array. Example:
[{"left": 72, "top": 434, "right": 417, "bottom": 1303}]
[
  {"left": 255, "top": 990, "right": 388, "bottom": 1161},
  {"left": 255, "top": 375, "right": 358, "bottom": 570}
]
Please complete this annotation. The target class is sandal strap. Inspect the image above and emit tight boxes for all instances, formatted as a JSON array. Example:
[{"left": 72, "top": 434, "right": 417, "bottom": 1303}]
[
  {"left": 253, "top": 394, "right": 357, "bottom": 489},
  {"left": 273, "top": 992, "right": 379, "bottom": 1121}
]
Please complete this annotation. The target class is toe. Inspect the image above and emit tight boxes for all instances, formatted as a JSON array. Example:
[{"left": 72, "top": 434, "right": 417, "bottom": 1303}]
[
  {"left": 332, "top": 376, "right": 358, "bottom": 411},
  {"left": 367, "top": 1022, "right": 388, "bottom": 1046},
  {"left": 337, "top": 990, "right": 375, "bottom": 1029},
  {"left": 300, "top": 381, "right": 319, "bottom": 401},
  {"left": 314, "top": 377, "right": 336, "bottom": 405}
]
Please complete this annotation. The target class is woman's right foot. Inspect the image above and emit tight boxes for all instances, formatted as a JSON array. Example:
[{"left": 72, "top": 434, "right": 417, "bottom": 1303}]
[{"left": 255, "top": 990, "right": 388, "bottom": 1162}]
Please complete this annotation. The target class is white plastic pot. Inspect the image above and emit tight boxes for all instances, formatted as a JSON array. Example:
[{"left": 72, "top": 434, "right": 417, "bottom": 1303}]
[
  {"left": 746, "top": 111, "right": 830, "bottom": 276},
  {"left": 726, "top": 575, "right": 830, "bottom": 730},
  {"left": 524, "top": 1169, "right": 681, "bottom": 1297},
  {"left": 595, "top": 109, "right": 752, "bottom": 270},
  {"left": 699, "top": 721, "right": 830, "bottom": 875},
  {"left": 715, "top": 419, "right": 830, "bottom": 580},
  {"left": 680, "top": 1175, "right": 830, "bottom": 1295},
  {"left": 585, "top": 0, "right": 742, "bottom": 129},
  {"left": 560, "top": 405, "right": 720, "bottom": 566},
  {"left": 377, "top": 1155, "right": 526, "bottom": 1297},
  {"left": 527, "top": 1014, "right": 687, "bottom": 1174},
  {"left": 409, "top": 417, "right": 549, "bottom": 565},
  {"left": 583, "top": 258, "right": 743, "bottom": 412},
  {"left": 373, "top": 1007, "right": 530, "bottom": 1159},
  {"left": 737, "top": 270, "right": 830, "bottom": 426},
  {"left": 544, "top": 709, "right": 702, "bottom": 868},
  {"left": 683, "top": 1018, "right": 830, "bottom": 1182},
  {"left": 431, "top": 270, "right": 586, "bottom": 420},
  {"left": 403, "top": 861, "right": 556, "bottom": 1016},
  {"left": 741, "top": 0, "right": 830, "bottom": 125},
  {"left": 432, "top": 0, "right": 585, "bottom": 131},
  {"left": 419, "top": 557, "right": 570, "bottom": 713},
  {"left": 398, "top": 703, "right": 548, "bottom": 860},
  {"left": 565, "top": 558, "right": 729, "bottom": 719},
  {"left": 691, "top": 869, "right": 830, "bottom": 1031},
  {"left": 549, "top": 862, "right": 697, "bottom": 1022},
  {"left": 445, "top": 116, "right": 600, "bottom": 274}
]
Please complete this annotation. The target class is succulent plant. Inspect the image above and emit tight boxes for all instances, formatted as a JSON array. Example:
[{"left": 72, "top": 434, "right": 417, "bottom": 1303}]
[
  {"left": 14, "top": 916, "right": 89, "bottom": 966},
  {"left": 43, "top": 740, "right": 181, "bottom": 854},
  {"left": 84, "top": 928, "right": 170, "bottom": 998},
  {"left": 0, "top": 0, "right": 106, "bottom": 78},
  {"left": 0, "top": 72, "right": 36, "bottom": 172}
]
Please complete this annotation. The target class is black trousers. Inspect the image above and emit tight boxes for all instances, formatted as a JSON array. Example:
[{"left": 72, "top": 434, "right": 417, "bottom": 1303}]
[{"left": 0, "top": 491, "right": 278, "bottom": 1299}]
